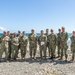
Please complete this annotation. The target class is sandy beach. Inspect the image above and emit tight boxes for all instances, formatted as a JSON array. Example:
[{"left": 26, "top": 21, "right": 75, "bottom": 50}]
[{"left": 0, "top": 45, "right": 75, "bottom": 75}]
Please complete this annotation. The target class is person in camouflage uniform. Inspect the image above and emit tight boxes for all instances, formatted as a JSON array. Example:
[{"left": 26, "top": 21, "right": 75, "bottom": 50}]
[
  {"left": 19, "top": 31, "right": 28, "bottom": 60},
  {"left": 38, "top": 30, "right": 47, "bottom": 59},
  {"left": 11, "top": 33, "right": 19, "bottom": 60},
  {"left": 48, "top": 29, "right": 57, "bottom": 59},
  {"left": 57, "top": 29, "right": 61, "bottom": 57},
  {"left": 17, "top": 31, "right": 21, "bottom": 58},
  {"left": 0, "top": 35, "right": 3, "bottom": 61},
  {"left": 45, "top": 29, "right": 50, "bottom": 57},
  {"left": 7, "top": 31, "right": 11, "bottom": 60},
  {"left": 1, "top": 31, "right": 11, "bottom": 61},
  {"left": 59, "top": 27, "right": 68, "bottom": 61},
  {"left": 28, "top": 29, "right": 38, "bottom": 60},
  {"left": 70, "top": 31, "right": 75, "bottom": 61},
  {"left": 17, "top": 31, "right": 21, "bottom": 40}
]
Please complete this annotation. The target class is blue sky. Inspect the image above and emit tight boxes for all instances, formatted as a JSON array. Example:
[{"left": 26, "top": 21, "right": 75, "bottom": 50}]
[{"left": 0, "top": 0, "right": 75, "bottom": 33}]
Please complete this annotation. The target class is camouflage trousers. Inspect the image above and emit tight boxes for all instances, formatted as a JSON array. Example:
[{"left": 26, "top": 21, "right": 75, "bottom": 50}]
[
  {"left": 0, "top": 44, "right": 2, "bottom": 59},
  {"left": 0, "top": 46, "right": 9, "bottom": 60},
  {"left": 29, "top": 45, "right": 37, "bottom": 58},
  {"left": 40, "top": 45, "right": 46, "bottom": 58},
  {"left": 60, "top": 44, "right": 68, "bottom": 59},
  {"left": 46, "top": 43, "right": 50, "bottom": 57},
  {"left": 57, "top": 44, "right": 61, "bottom": 57},
  {"left": 71, "top": 46, "right": 75, "bottom": 59},
  {"left": 8, "top": 45, "right": 11, "bottom": 59},
  {"left": 12, "top": 46, "right": 19, "bottom": 59},
  {"left": 71, "top": 51, "right": 75, "bottom": 60},
  {"left": 20, "top": 45, "right": 27, "bottom": 58},
  {"left": 0, "top": 49, "right": 2, "bottom": 59},
  {"left": 49, "top": 45, "right": 56, "bottom": 58}
]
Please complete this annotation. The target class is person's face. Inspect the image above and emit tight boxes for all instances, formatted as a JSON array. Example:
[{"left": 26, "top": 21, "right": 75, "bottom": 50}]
[
  {"left": 7, "top": 31, "right": 10, "bottom": 36},
  {"left": 31, "top": 30, "right": 34, "bottom": 34},
  {"left": 41, "top": 31, "right": 44, "bottom": 35},
  {"left": 22, "top": 33, "right": 25, "bottom": 36},
  {"left": 14, "top": 34, "right": 16, "bottom": 37},
  {"left": 58, "top": 30, "right": 61, "bottom": 33},
  {"left": 4, "top": 32, "right": 7, "bottom": 36},
  {"left": 12, "top": 34, "right": 14, "bottom": 38},
  {"left": 62, "top": 28, "right": 65, "bottom": 32},
  {"left": 18, "top": 31, "right": 21, "bottom": 35},
  {"left": 46, "top": 30, "right": 49, "bottom": 33},
  {"left": 51, "top": 31, "right": 53, "bottom": 34},
  {"left": 73, "top": 32, "right": 75, "bottom": 36},
  {"left": 10, "top": 34, "right": 12, "bottom": 37}
]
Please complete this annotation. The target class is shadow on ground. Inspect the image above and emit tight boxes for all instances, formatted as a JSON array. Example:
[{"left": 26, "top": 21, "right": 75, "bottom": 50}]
[{"left": 0, "top": 57, "right": 73, "bottom": 65}]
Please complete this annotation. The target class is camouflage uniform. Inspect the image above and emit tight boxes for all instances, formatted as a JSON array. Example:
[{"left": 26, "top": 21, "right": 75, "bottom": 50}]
[
  {"left": 0, "top": 37, "right": 3, "bottom": 59},
  {"left": 2, "top": 36, "right": 10, "bottom": 60},
  {"left": 45, "top": 33, "right": 50, "bottom": 57},
  {"left": 7, "top": 36, "right": 12, "bottom": 60},
  {"left": 70, "top": 36, "right": 75, "bottom": 60},
  {"left": 7, "top": 31, "right": 11, "bottom": 60},
  {"left": 11, "top": 36, "right": 19, "bottom": 60},
  {"left": 17, "top": 34, "right": 21, "bottom": 49},
  {"left": 60, "top": 32, "right": 68, "bottom": 60},
  {"left": 19, "top": 35, "right": 28, "bottom": 59},
  {"left": 48, "top": 34, "right": 57, "bottom": 58},
  {"left": 38, "top": 35, "right": 47, "bottom": 59},
  {"left": 17, "top": 34, "right": 21, "bottom": 57},
  {"left": 28, "top": 33, "right": 38, "bottom": 59},
  {"left": 57, "top": 32, "right": 61, "bottom": 57}
]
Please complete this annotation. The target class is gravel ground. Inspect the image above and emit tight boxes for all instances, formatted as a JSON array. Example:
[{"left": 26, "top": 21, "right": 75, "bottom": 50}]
[{"left": 0, "top": 45, "right": 75, "bottom": 75}]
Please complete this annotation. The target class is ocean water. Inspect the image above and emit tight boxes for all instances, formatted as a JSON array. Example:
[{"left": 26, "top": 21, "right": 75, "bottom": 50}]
[{"left": 0, "top": 33, "right": 72, "bottom": 45}]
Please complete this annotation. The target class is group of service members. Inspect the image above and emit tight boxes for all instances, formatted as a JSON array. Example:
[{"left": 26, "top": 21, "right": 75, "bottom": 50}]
[{"left": 0, "top": 26, "right": 75, "bottom": 62}]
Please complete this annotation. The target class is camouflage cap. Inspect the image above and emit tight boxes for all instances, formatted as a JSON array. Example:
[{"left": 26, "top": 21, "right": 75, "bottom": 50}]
[
  {"left": 22, "top": 31, "right": 25, "bottom": 34},
  {"left": 62, "top": 26, "right": 65, "bottom": 29},
  {"left": 3, "top": 31, "right": 7, "bottom": 33},
  {"left": 13, "top": 32, "right": 16, "bottom": 35},
  {"left": 51, "top": 29, "right": 53, "bottom": 32},
  {"left": 31, "top": 29, "right": 34, "bottom": 31},
  {"left": 73, "top": 31, "right": 75, "bottom": 33},
  {"left": 18, "top": 31, "right": 21, "bottom": 33},
  {"left": 41, "top": 30, "right": 44, "bottom": 32},
  {"left": 46, "top": 29, "right": 49, "bottom": 31},
  {"left": 58, "top": 29, "right": 61, "bottom": 31}
]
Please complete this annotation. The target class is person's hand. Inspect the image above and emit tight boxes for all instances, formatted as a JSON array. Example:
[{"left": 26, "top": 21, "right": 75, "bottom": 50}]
[
  {"left": 32, "top": 41, "right": 35, "bottom": 44},
  {"left": 15, "top": 44, "right": 19, "bottom": 46},
  {"left": 24, "top": 44, "right": 26, "bottom": 46}
]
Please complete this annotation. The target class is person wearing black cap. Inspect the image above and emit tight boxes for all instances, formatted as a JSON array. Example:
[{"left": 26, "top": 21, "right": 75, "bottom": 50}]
[
  {"left": 45, "top": 29, "right": 50, "bottom": 57},
  {"left": 57, "top": 29, "right": 61, "bottom": 57}
]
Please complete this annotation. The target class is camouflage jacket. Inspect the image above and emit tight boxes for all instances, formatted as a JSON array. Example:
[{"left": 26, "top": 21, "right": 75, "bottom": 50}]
[
  {"left": 28, "top": 33, "right": 38, "bottom": 45},
  {"left": 47, "top": 34, "right": 57, "bottom": 45},
  {"left": 11, "top": 37, "right": 19, "bottom": 46},
  {"left": 2, "top": 36, "right": 11, "bottom": 48},
  {"left": 60, "top": 32, "right": 68, "bottom": 44},
  {"left": 38, "top": 35, "right": 47, "bottom": 45},
  {"left": 19, "top": 36, "right": 28, "bottom": 46},
  {"left": 70, "top": 36, "right": 75, "bottom": 46}
]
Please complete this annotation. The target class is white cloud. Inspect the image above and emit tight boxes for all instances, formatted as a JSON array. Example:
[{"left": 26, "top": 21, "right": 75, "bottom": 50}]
[{"left": 0, "top": 25, "right": 7, "bottom": 31}]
